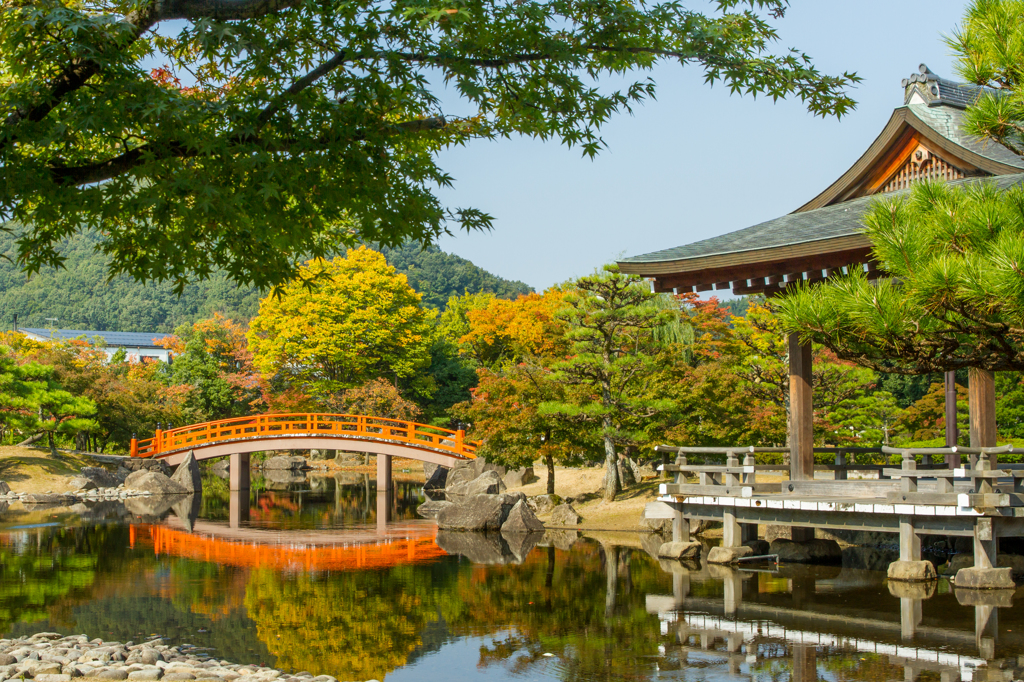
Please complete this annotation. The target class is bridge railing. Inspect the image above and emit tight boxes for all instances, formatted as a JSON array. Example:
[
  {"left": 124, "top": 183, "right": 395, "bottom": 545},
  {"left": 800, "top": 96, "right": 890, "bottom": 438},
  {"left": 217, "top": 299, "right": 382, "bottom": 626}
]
[{"left": 130, "top": 413, "right": 477, "bottom": 460}]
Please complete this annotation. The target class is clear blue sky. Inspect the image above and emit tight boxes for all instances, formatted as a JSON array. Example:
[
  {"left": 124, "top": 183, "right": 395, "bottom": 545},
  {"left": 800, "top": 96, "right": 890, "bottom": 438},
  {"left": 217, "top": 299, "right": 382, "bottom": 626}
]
[{"left": 433, "top": 1, "right": 970, "bottom": 291}]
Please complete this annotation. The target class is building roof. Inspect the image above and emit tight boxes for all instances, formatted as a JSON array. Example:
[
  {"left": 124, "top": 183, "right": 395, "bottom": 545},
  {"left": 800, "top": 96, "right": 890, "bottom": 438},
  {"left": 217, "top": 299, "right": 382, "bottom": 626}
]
[
  {"left": 20, "top": 328, "right": 170, "bottom": 348},
  {"left": 617, "top": 65, "right": 1024, "bottom": 295}
]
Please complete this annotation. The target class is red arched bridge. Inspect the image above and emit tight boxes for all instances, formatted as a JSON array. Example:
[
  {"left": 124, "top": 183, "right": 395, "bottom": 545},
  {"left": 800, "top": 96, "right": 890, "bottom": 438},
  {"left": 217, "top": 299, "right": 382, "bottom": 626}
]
[{"left": 129, "top": 413, "right": 477, "bottom": 469}]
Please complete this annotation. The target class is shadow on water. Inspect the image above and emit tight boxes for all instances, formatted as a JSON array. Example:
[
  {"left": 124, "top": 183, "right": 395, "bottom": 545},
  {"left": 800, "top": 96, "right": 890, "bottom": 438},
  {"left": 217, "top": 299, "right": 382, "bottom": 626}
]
[{"left": 0, "top": 477, "right": 1023, "bottom": 681}]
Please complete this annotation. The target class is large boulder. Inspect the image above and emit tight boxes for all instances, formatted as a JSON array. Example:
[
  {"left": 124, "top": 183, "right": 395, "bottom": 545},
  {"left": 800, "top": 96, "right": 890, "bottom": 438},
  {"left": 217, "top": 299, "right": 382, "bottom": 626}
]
[
  {"left": 887, "top": 560, "right": 937, "bottom": 583},
  {"left": 0, "top": 481, "right": 9, "bottom": 495},
  {"left": 436, "top": 493, "right": 525, "bottom": 531},
  {"left": 125, "top": 494, "right": 183, "bottom": 519},
  {"left": 954, "top": 566, "right": 1016, "bottom": 590},
  {"left": 447, "top": 470, "right": 506, "bottom": 497},
  {"left": 501, "top": 500, "right": 545, "bottom": 533},
  {"left": 541, "top": 529, "right": 581, "bottom": 551},
  {"left": 707, "top": 545, "right": 753, "bottom": 564},
  {"left": 549, "top": 503, "right": 583, "bottom": 526},
  {"left": 123, "top": 470, "right": 189, "bottom": 495},
  {"left": 658, "top": 541, "right": 702, "bottom": 560},
  {"left": 120, "top": 458, "right": 172, "bottom": 476},
  {"left": 417, "top": 498, "right": 453, "bottom": 519},
  {"left": 770, "top": 538, "right": 843, "bottom": 565},
  {"left": 503, "top": 467, "right": 539, "bottom": 489},
  {"left": 68, "top": 476, "right": 97, "bottom": 491},
  {"left": 444, "top": 461, "right": 478, "bottom": 492},
  {"left": 423, "top": 462, "right": 449, "bottom": 491},
  {"left": 170, "top": 451, "right": 202, "bottom": 493},
  {"left": 436, "top": 531, "right": 515, "bottom": 564},
  {"left": 530, "top": 494, "right": 562, "bottom": 515},
  {"left": 504, "top": 530, "right": 544, "bottom": 562},
  {"left": 264, "top": 455, "right": 307, "bottom": 470},
  {"left": 79, "top": 466, "right": 118, "bottom": 488},
  {"left": 472, "top": 457, "right": 507, "bottom": 479},
  {"left": 171, "top": 494, "right": 203, "bottom": 532}
]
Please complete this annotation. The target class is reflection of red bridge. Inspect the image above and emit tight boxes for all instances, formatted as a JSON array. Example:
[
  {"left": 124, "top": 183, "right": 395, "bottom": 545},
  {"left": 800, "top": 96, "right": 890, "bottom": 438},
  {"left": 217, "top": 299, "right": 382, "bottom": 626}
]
[
  {"left": 129, "top": 413, "right": 477, "bottom": 468},
  {"left": 129, "top": 521, "right": 447, "bottom": 572}
]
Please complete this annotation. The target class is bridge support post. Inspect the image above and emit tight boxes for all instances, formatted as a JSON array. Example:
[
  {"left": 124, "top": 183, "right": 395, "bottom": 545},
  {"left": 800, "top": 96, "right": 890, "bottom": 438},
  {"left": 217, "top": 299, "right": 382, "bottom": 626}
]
[
  {"left": 230, "top": 452, "right": 250, "bottom": 491},
  {"left": 376, "top": 454, "right": 393, "bottom": 534},
  {"left": 229, "top": 489, "right": 249, "bottom": 529}
]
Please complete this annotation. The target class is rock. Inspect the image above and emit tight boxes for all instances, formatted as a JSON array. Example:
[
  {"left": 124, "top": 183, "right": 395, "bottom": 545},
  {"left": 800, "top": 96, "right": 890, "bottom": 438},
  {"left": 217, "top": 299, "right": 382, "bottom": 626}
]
[
  {"left": 128, "top": 670, "right": 163, "bottom": 681},
  {"left": 171, "top": 494, "right": 202, "bottom": 532},
  {"left": 120, "top": 458, "right": 172, "bottom": 476},
  {"left": 263, "top": 456, "right": 306, "bottom": 470},
  {"left": 549, "top": 504, "right": 582, "bottom": 526},
  {"left": 170, "top": 451, "right": 202, "bottom": 493},
  {"left": 264, "top": 468, "right": 305, "bottom": 489},
  {"left": 94, "top": 670, "right": 130, "bottom": 681},
  {"left": 657, "top": 541, "right": 702, "bottom": 560},
  {"left": 769, "top": 538, "right": 842, "bottom": 565},
  {"left": 79, "top": 467, "right": 118, "bottom": 488},
  {"left": 422, "top": 463, "right": 448, "bottom": 491},
  {"left": 743, "top": 539, "right": 770, "bottom": 556},
  {"left": 416, "top": 499, "right": 453, "bottom": 519},
  {"left": 998, "top": 553, "right": 1024, "bottom": 577},
  {"left": 940, "top": 554, "right": 975, "bottom": 576},
  {"left": 530, "top": 494, "right": 562, "bottom": 515},
  {"left": 707, "top": 545, "right": 753, "bottom": 564},
  {"left": 162, "top": 674, "right": 196, "bottom": 682},
  {"left": 0, "top": 654, "right": 14, "bottom": 666},
  {"left": 34, "top": 674, "right": 72, "bottom": 682},
  {"left": 504, "top": 530, "right": 544, "bottom": 563},
  {"left": 501, "top": 500, "right": 545, "bottom": 533},
  {"left": 954, "top": 587, "right": 1015, "bottom": 607},
  {"left": 444, "top": 462, "right": 478, "bottom": 492},
  {"left": 503, "top": 467, "right": 538, "bottom": 489},
  {"left": 436, "top": 493, "right": 523, "bottom": 531},
  {"left": 471, "top": 457, "right": 507, "bottom": 479},
  {"left": 0, "top": 481, "right": 10, "bottom": 495},
  {"left": 639, "top": 517, "right": 671, "bottom": 534},
  {"left": 447, "top": 470, "right": 506, "bottom": 496},
  {"left": 887, "top": 560, "right": 937, "bottom": 582},
  {"left": 68, "top": 476, "right": 98, "bottom": 491},
  {"left": 954, "top": 566, "right": 1016, "bottom": 589},
  {"left": 21, "top": 493, "right": 75, "bottom": 506},
  {"left": 124, "top": 471, "right": 189, "bottom": 495}
]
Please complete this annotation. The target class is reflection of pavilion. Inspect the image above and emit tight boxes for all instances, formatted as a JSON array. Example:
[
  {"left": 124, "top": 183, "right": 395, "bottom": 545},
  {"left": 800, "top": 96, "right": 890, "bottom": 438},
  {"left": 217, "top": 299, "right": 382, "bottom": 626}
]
[
  {"left": 646, "top": 552, "right": 1022, "bottom": 682},
  {"left": 129, "top": 520, "right": 446, "bottom": 572}
]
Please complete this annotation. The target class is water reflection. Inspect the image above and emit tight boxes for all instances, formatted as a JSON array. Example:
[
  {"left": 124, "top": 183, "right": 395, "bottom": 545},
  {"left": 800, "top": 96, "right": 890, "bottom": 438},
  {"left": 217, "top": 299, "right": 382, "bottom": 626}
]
[{"left": 0, "top": 474, "right": 1021, "bottom": 682}]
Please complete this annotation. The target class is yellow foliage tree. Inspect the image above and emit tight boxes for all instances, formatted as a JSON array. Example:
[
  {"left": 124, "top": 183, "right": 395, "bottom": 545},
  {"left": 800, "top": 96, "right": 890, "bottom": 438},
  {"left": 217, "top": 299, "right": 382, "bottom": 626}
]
[{"left": 247, "top": 248, "right": 434, "bottom": 405}]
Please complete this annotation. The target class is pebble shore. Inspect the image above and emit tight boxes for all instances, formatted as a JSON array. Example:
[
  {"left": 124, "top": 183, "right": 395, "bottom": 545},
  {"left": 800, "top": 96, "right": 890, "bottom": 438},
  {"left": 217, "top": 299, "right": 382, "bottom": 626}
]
[{"left": 0, "top": 633, "right": 361, "bottom": 682}]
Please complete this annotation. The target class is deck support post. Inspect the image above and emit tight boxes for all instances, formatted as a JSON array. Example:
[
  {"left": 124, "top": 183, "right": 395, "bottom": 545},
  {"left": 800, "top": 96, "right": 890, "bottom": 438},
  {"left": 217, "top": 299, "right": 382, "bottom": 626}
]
[
  {"left": 229, "top": 452, "right": 250, "bottom": 491},
  {"left": 377, "top": 453, "right": 392, "bottom": 495},
  {"left": 672, "top": 512, "right": 689, "bottom": 543},
  {"left": 968, "top": 368, "right": 997, "bottom": 463},
  {"left": 791, "top": 645, "right": 816, "bottom": 682},
  {"left": 945, "top": 371, "right": 959, "bottom": 467},
  {"left": 722, "top": 509, "right": 740, "bottom": 548},
  {"left": 899, "top": 515, "right": 921, "bottom": 563},
  {"left": 900, "top": 596, "right": 922, "bottom": 640},
  {"left": 721, "top": 568, "right": 742, "bottom": 615},
  {"left": 973, "top": 517, "right": 997, "bottom": 570}
]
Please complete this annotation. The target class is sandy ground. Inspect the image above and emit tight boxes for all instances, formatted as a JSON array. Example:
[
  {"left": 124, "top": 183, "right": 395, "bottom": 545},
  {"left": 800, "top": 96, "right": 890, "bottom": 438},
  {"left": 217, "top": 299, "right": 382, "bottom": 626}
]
[
  {"left": 0, "top": 445, "right": 98, "bottom": 494},
  {"left": 505, "top": 465, "right": 663, "bottom": 531}
]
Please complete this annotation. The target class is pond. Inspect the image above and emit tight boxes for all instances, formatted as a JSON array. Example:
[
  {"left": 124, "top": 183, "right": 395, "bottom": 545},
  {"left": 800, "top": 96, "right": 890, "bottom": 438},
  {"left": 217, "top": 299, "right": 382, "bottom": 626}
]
[{"left": 0, "top": 473, "right": 1021, "bottom": 682}]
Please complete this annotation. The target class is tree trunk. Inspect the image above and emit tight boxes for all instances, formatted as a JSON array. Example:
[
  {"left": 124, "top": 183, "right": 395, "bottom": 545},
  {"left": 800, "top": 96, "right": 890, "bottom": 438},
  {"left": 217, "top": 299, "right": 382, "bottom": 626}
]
[
  {"left": 545, "top": 451, "right": 555, "bottom": 495},
  {"left": 16, "top": 432, "right": 45, "bottom": 447},
  {"left": 603, "top": 542, "right": 618, "bottom": 618},
  {"left": 602, "top": 423, "right": 620, "bottom": 502},
  {"left": 47, "top": 432, "right": 57, "bottom": 457}
]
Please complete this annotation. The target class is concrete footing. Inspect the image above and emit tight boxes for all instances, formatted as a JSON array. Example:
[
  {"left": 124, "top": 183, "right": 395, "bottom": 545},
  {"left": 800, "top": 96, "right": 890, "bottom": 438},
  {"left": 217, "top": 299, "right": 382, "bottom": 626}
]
[
  {"left": 657, "top": 541, "right": 702, "bottom": 560},
  {"left": 707, "top": 545, "right": 753, "bottom": 564},
  {"left": 953, "top": 566, "right": 1015, "bottom": 590},
  {"left": 887, "top": 560, "right": 937, "bottom": 583}
]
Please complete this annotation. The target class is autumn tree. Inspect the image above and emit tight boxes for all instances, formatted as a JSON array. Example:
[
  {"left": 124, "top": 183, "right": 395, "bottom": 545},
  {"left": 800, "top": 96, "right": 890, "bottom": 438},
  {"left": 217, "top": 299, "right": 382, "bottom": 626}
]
[
  {"left": 248, "top": 248, "right": 433, "bottom": 406},
  {"left": 896, "top": 382, "right": 970, "bottom": 444},
  {"left": 451, "top": 290, "right": 597, "bottom": 493},
  {"left": 159, "top": 314, "right": 261, "bottom": 423},
  {"left": 327, "top": 379, "right": 421, "bottom": 421},
  {"left": 541, "top": 266, "right": 673, "bottom": 502},
  {"left": 0, "top": 0, "right": 858, "bottom": 290}
]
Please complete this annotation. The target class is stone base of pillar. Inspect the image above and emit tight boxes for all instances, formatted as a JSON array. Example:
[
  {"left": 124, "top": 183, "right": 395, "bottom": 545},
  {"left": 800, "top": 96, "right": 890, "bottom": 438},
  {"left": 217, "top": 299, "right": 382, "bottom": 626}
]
[
  {"left": 953, "top": 566, "right": 1015, "bottom": 590},
  {"left": 707, "top": 545, "right": 753, "bottom": 564},
  {"left": 887, "top": 560, "right": 937, "bottom": 582}
]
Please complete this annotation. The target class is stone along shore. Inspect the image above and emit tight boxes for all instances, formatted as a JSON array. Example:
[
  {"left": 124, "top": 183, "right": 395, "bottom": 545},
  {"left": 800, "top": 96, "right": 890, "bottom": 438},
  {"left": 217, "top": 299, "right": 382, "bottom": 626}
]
[{"left": 0, "top": 633, "right": 355, "bottom": 682}]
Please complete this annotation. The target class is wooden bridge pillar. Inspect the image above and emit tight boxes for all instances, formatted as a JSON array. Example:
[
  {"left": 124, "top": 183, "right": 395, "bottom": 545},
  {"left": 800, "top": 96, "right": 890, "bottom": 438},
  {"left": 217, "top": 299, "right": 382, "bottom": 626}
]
[
  {"left": 789, "top": 334, "right": 815, "bottom": 543},
  {"left": 968, "top": 368, "right": 997, "bottom": 465},
  {"left": 230, "top": 452, "right": 250, "bottom": 491}
]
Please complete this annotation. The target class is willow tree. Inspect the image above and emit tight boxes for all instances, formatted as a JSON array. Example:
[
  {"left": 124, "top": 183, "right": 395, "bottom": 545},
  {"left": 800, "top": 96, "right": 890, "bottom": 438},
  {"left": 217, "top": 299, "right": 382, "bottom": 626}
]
[
  {"left": 775, "top": 181, "right": 1024, "bottom": 374},
  {"left": 0, "top": 0, "right": 857, "bottom": 290}
]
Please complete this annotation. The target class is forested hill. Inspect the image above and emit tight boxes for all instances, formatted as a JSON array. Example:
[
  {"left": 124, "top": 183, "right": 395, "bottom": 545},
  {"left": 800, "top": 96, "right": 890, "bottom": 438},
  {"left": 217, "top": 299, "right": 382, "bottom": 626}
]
[{"left": 0, "top": 233, "right": 532, "bottom": 333}]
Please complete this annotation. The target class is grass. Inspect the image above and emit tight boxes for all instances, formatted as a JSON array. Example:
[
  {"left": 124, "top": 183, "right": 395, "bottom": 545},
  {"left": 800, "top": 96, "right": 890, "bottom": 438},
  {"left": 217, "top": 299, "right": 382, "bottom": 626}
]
[{"left": 0, "top": 446, "right": 98, "bottom": 493}]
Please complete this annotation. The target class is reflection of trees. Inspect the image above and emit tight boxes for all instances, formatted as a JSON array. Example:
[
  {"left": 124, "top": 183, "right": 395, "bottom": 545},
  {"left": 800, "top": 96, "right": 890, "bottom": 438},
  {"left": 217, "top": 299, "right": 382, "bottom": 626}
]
[
  {"left": 244, "top": 562, "right": 464, "bottom": 679},
  {"left": 449, "top": 540, "right": 671, "bottom": 681}
]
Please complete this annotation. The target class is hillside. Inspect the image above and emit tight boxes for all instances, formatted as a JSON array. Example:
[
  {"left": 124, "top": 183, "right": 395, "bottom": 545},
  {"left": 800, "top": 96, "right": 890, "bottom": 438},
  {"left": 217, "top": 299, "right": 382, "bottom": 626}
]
[{"left": 0, "top": 232, "right": 531, "bottom": 333}]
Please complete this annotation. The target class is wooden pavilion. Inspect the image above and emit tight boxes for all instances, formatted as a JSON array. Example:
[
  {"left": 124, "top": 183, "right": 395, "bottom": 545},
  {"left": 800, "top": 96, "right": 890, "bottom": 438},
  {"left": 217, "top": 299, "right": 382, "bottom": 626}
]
[{"left": 617, "top": 64, "right": 1024, "bottom": 482}]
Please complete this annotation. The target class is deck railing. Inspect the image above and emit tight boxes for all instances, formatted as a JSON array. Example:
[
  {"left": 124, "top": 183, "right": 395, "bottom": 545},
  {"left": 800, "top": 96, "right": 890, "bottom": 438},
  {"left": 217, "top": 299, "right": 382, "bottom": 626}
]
[{"left": 130, "top": 413, "right": 477, "bottom": 460}]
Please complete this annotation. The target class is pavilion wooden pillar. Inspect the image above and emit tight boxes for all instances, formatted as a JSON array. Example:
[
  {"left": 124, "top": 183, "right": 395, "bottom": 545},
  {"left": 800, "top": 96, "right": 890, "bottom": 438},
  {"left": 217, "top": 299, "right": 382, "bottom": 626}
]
[
  {"left": 789, "top": 333, "right": 815, "bottom": 543},
  {"left": 789, "top": 333, "right": 814, "bottom": 481},
  {"left": 944, "top": 371, "right": 958, "bottom": 468},
  {"left": 968, "top": 368, "right": 997, "bottom": 465}
]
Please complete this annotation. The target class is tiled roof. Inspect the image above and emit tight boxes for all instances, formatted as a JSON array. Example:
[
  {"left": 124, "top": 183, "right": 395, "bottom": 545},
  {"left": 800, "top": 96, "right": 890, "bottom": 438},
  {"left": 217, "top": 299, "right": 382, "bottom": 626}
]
[
  {"left": 20, "top": 328, "right": 170, "bottom": 348},
  {"left": 619, "top": 173, "right": 1024, "bottom": 265},
  {"left": 903, "top": 65, "right": 991, "bottom": 109},
  {"left": 910, "top": 103, "right": 1024, "bottom": 169}
]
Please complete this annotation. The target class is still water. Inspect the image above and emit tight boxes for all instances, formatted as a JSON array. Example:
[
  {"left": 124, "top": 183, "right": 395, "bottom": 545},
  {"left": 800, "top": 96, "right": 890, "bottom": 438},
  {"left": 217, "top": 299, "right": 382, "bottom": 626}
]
[{"left": 1, "top": 473, "right": 1022, "bottom": 682}]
